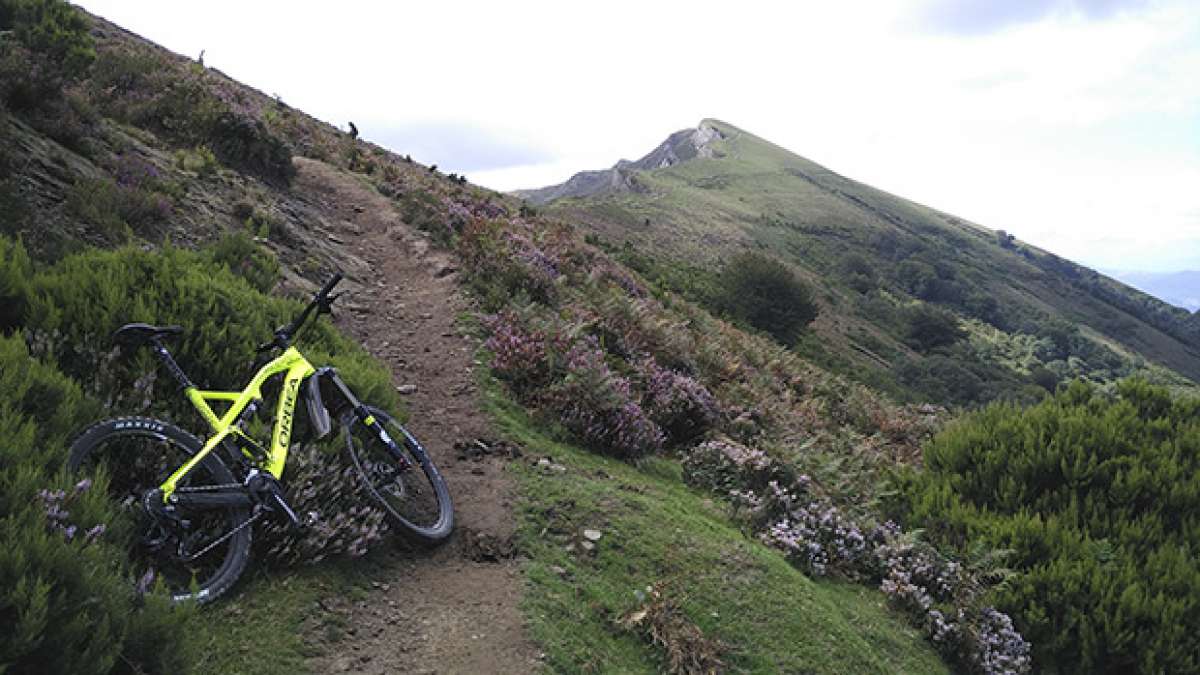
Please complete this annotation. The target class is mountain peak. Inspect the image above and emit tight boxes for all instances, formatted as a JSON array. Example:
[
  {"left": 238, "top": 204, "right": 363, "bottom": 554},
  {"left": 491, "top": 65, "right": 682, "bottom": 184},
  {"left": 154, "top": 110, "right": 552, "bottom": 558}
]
[{"left": 513, "top": 120, "right": 729, "bottom": 204}]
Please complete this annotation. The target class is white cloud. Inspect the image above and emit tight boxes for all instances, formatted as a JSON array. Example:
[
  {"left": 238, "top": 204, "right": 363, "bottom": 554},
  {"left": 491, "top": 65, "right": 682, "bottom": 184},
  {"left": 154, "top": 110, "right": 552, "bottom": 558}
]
[{"left": 77, "top": 0, "right": 1200, "bottom": 271}]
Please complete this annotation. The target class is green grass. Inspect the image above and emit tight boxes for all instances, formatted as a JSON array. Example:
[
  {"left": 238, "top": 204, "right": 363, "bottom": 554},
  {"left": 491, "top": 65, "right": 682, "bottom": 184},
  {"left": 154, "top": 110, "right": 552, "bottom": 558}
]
[
  {"left": 188, "top": 550, "right": 402, "bottom": 675},
  {"left": 484, "top": 382, "right": 948, "bottom": 674}
]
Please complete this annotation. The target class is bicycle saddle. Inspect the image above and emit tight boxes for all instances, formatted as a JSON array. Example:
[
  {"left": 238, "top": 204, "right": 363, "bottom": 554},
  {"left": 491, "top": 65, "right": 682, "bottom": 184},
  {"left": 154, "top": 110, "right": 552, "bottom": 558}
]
[{"left": 113, "top": 322, "right": 184, "bottom": 346}]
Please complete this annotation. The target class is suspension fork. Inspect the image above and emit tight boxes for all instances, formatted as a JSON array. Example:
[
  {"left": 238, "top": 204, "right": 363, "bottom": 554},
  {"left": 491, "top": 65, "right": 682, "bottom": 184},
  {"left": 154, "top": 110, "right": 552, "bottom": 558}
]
[{"left": 314, "top": 368, "right": 413, "bottom": 471}]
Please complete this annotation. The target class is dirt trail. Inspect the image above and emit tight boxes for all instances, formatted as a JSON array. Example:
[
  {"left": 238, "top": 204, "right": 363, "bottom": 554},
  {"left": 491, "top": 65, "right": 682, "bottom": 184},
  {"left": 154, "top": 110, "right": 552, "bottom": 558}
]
[{"left": 292, "top": 158, "right": 539, "bottom": 674}]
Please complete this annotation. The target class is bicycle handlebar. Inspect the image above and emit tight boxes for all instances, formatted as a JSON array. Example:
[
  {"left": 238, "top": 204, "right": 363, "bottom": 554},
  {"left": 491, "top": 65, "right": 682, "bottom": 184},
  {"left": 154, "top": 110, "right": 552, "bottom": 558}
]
[
  {"left": 317, "top": 272, "right": 343, "bottom": 301},
  {"left": 257, "top": 272, "right": 343, "bottom": 354}
]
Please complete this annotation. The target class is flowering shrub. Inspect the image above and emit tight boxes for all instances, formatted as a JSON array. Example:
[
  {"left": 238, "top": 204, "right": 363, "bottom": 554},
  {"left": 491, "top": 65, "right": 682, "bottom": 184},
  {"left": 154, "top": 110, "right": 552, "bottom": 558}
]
[
  {"left": 260, "top": 444, "right": 387, "bottom": 564},
  {"left": 636, "top": 357, "right": 718, "bottom": 446},
  {"left": 460, "top": 219, "right": 566, "bottom": 308},
  {"left": 444, "top": 198, "right": 473, "bottom": 235},
  {"left": 67, "top": 175, "right": 171, "bottom": 241},
  {"left": 591, "top": 264, "right": 647, "bottom": 298},
  {"left": 755, "top": 480, "right": 870, "bottom": 577},
  {"left": 37, "top": 479, "right": 108, "bottom": 545},
  {"left": 682, "top": 437, "right": 781, "bottom": 496},
  {"left": 1, "top": 329, "right": 194, "bottom": 674},
  {"left": 505, "top": 230, "right": 562, "bottom": 300},
  {"left": 484, "top": 311, "right": 664, "bottom": 459},
  {"left": 972, "top": 608, "right": 1033, "bottom": 675},
  {"left": 546, "top": 340, "right": 663, "bottom": 460},
  {"left": 682, "top": 437, "right": 1031, "bottom": 674},
  {"left": 484, "top": 311, "right": 558, "bottom": 395}
]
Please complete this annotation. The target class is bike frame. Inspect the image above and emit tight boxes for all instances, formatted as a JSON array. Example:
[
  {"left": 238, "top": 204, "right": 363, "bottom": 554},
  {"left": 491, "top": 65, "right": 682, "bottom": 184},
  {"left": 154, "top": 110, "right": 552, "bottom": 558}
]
[{"left": 158, "top": 346, "right": 315, "bottom": 500}]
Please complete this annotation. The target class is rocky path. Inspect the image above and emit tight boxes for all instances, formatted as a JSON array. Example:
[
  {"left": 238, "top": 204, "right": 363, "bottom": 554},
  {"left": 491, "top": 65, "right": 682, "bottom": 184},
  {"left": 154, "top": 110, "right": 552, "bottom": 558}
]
[{"left": 292, "top": 158, "right": 539, "bottom": 674}]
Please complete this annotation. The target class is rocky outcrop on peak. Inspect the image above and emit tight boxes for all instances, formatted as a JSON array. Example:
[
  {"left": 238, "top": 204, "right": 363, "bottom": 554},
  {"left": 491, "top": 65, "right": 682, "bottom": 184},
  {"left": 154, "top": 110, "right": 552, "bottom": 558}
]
[{"left": 513, "top": 120, "right": 727, "bottom": 205}]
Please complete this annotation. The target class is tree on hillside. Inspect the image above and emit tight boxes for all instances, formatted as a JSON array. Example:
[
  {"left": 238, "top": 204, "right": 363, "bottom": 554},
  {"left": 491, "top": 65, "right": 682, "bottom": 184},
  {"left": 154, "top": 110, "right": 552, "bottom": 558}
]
[
  {"left": 903, "top": 303, "right": 964, "bottom": 352},
  {"left": 716, "top": 252, "right": 818, "bottom": 345}
]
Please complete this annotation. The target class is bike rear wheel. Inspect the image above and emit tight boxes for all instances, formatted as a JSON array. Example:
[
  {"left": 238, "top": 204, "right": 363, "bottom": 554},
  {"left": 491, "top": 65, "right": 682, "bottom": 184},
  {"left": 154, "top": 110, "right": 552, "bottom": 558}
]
[
  {"left": 344, "top": 406, "right": 453, "bottom": 544},
  {"left": 68, "top": 417, "right": 252, "bottom": 603}
]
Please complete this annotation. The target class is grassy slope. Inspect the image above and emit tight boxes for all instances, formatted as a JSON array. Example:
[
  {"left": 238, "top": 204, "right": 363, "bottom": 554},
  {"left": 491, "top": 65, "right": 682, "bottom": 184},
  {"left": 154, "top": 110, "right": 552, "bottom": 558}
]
[
  {"left": 548, "top": 120, "right": 1200, "bottom": 393},
  {"left": 485, "top": 382, "right": 947, "bottom": 674}
]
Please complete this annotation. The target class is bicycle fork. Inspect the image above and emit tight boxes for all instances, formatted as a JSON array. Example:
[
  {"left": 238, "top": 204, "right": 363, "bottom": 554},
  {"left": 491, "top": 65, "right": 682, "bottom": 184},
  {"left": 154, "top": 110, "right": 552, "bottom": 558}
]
[{"left": 310, "top": 367, "right": 413, "bottom": 471}]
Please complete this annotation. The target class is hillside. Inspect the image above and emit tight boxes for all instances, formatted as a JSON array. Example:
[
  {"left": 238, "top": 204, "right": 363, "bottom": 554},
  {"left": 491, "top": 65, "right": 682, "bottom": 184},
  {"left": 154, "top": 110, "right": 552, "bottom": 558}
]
[
  {"left": 521, "top": 119, "right": 1199, "bottom": 405},
  {"left": 0, "top": 5, "right": 963, "bottom": 674}
]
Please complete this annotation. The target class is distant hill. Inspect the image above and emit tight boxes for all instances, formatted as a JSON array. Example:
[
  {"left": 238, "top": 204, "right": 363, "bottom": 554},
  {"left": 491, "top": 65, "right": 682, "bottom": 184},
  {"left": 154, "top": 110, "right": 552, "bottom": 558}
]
[
  {"left": 1113, "top": 270, "right": 1200, "bottom": 311},
  {"left": 518, "top": 120, "right": 1200, "bottom": 404}
]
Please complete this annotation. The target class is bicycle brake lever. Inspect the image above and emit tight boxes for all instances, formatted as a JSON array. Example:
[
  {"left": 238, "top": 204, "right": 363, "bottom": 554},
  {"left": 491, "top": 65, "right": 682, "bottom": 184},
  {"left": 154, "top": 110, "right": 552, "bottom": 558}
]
[{"left": 318, "top": 291, "right": 344, "bottom": 315}]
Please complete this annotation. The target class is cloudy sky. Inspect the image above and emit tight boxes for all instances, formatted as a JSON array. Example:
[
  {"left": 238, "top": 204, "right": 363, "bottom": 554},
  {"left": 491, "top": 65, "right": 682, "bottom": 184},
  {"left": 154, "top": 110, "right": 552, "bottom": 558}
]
[{"left": 79, "top": 0, "right": 1200, "bottom": 272}]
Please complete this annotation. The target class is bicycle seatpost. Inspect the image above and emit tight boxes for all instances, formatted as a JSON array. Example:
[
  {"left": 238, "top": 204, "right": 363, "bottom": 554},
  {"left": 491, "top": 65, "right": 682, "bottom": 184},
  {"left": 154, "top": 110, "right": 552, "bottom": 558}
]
[{"left": 150, "top": 338, "right": 195, "bottom": 390}]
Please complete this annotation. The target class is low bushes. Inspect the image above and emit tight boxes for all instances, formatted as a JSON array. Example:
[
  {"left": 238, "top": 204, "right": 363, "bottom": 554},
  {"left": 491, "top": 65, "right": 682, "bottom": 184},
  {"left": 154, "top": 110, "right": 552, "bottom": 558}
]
[
  {"left": 0, "top": 0, "right": 97, "bottom": 151},
  {"left": 206, "top": 111, "right": 295, "bottom": 186},
  {"left": 460, "top": 218, "right": 565, "bottom": 309},
  {"left": 206, "top": 230, "right": 280, "bottom": 293},
  {"left": 6, "top": 237, "right": 396, "bottom": 410},
  {"left": 485, "top": 309, "right": 717, "bottom": 460},
  {"left": 87, "top": 43, "right": 295, "bottom": 185},
  {"left": 0, "top": 333, "right": 194, "bottom": 675},
  {"left": 0, "top": 234, "right": 413, "bottom": 670},
  {"left": 889, "top": 379, "right": 1200, "bottom": 673},
  {"left": 683, "top": 437, "right": 1032, "bottom": 674}
]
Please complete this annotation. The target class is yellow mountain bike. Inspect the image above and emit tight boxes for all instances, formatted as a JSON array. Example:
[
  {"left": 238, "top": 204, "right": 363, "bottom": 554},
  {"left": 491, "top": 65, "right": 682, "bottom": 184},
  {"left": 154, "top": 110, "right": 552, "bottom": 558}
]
[{"left": 68, "top": 273, "right": 453, "bottom": 603}]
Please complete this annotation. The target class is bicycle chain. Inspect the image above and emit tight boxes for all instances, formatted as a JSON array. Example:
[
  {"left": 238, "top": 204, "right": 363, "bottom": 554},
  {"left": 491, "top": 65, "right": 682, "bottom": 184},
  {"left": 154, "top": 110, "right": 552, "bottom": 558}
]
[
  {"left": 175, "top": 483, "right": 243, "bottom": 492},
  {"left": 173, "top": 482, "right": 260, "bottom": 562},
  {"left": 181, "top": 509, "right": 263, "bottom": 562}
]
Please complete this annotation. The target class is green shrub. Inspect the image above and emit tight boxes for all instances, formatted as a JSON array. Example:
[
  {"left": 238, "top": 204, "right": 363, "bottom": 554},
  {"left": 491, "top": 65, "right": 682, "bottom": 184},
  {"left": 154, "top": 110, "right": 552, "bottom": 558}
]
[
  {"left": 174, "top": 145, "right": 219, "bottom": 178},
  {"left": 0, "top": 332, "right": 195, "bottom": 675},
  {"left": 839, "top": 253, "right": 877, "bottom": 294},
  {"left": 715, "top": 252, "right": 818, "bottom": 345},
  {"left": 88, "top": 46, "right": 161, "bottom": 98},
  {"left": 0, "top": 0, "right": 95, "bottom": 150},
  {"left": 207, "top": 111, "right": 295, "bottom": 186},
  {"left": 88, "top": 51, "right": 295, "bottom": 186},
  {"left": 206, "top": 230, "right": 280, "bottom": 293},
  {"left": 1, "top": 237, "right": 397, "bottom": 418},
  {"left": 0, "top": 234, "right": 30, "bottom": 330},
  {"left": 0, "top": 236, "right": 405, "bottom": 635},
  {"left": 0, "top": 0, "right": 94, "bottom": 75},
  {"left": 903, "top": 303, "right": 965, "bottom": 352},
  {"left": 399, "top": 190, "right": 451, "bottom": 244},
  {"left": 66, "top": 176, "right": 171, "bottom": 242},
  {"left": 889, "top": 379, "right": 1200, "bottom": 673}
]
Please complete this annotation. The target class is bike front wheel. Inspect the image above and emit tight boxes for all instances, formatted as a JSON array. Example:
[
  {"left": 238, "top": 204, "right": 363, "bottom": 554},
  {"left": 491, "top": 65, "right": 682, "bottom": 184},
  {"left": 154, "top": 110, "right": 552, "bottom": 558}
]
[
  {"left": 343, "top": 406, "right": 453, "bottom": 544},
  {"left": 68, "top": 417, "right": 252, "bottom": 603}
]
